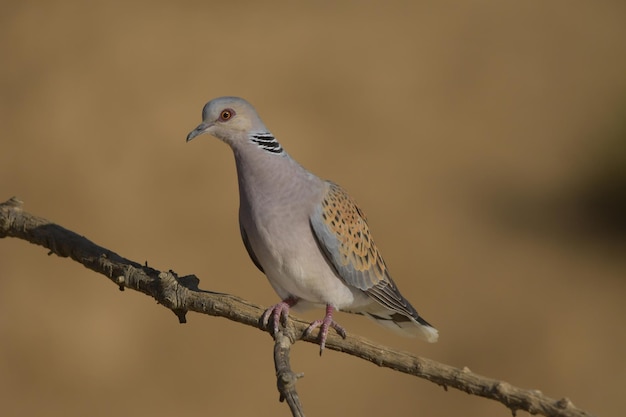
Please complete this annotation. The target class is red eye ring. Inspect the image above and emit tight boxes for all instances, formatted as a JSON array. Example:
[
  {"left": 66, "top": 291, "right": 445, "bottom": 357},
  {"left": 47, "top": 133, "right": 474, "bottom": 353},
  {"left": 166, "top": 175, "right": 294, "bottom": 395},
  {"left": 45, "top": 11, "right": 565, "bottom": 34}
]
[{"left": 219, "top": 109, "right": 235, "bottom": 121}]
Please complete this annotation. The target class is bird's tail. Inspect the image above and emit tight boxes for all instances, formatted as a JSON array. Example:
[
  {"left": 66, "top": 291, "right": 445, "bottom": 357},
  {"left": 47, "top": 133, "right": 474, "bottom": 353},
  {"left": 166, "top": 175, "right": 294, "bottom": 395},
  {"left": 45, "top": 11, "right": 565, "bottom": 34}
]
[{"left": 361, "top": 311, "right": 439, "bottom": 343}]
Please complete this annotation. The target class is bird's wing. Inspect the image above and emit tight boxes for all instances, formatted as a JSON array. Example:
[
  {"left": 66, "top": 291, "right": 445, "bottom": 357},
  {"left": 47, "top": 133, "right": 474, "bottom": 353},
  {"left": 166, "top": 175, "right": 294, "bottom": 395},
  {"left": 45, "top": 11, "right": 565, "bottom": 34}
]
[
  {"left": 310, "top": 182, "right": 419, "bottom": 318},
  {"left": 240, "top": 223, "right": 265, "bottom": 273}
]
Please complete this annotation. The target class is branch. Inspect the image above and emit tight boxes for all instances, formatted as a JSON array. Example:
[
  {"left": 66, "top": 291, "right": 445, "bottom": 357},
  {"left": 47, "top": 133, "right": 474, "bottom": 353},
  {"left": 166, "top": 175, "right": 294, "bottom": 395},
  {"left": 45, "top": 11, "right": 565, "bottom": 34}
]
[
  {"left": 273, "top": 328, "right": 305, "bottom": 417},
  {"left": 0, "top": 197, "right": 593, "bottom": 417}
]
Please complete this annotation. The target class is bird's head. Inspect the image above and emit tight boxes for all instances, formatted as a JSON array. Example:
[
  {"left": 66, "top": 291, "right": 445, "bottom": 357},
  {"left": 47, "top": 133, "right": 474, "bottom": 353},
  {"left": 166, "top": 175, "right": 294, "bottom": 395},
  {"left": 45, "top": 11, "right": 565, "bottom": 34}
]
[{"left": 186, "top": 96, "right": 267, "bottom": 146}]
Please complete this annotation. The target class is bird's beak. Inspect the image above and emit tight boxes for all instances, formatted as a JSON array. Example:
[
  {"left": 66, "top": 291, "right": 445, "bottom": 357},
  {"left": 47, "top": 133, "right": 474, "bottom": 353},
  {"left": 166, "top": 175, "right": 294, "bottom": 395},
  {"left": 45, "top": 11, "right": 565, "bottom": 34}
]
[{"left": 186, "top": 122, "right": 212, "bottom": 142}]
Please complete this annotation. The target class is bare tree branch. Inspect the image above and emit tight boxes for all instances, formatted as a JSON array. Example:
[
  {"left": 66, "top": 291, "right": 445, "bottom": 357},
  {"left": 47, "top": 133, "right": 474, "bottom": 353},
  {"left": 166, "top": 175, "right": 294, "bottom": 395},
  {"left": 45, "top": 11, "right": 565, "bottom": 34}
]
[
  {"left": 0, "top": 197, "right": 594, "bottom": 417},
  {"left": 273, "top": 328, "right": 305, "bottom": 417}
]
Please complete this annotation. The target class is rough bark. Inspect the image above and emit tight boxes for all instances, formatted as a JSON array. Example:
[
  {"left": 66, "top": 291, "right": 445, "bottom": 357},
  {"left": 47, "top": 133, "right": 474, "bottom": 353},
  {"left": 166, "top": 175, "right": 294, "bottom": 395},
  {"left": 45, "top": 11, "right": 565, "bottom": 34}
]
[{"left": 0, "top": 197, "right": 594, "bottom": 417}]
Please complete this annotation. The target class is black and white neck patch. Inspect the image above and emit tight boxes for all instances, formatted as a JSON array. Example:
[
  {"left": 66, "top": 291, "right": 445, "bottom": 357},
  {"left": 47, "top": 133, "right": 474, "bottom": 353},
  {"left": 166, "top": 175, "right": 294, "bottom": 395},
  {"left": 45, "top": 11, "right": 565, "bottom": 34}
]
[{"left": 250, "top": 133, "right": 284, "bottom": 154}]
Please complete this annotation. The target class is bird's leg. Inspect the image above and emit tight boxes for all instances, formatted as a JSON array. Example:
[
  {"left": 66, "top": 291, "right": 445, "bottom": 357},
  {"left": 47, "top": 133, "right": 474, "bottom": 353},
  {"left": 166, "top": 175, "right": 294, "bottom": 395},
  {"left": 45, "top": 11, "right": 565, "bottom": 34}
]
[
  {"left": 304, "top": 304, "right": 347, "bottom": 355},
  {"left": 261, "top": 296, "right": 299, "bottom": 335}
]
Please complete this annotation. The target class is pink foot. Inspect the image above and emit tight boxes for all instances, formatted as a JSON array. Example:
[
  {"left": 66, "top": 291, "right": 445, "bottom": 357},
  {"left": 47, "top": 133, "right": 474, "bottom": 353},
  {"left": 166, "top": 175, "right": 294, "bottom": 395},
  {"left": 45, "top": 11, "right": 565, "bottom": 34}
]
[
  {"left": 261, "top": 297, "right": 298, "bottom": 335},
  {"left": 304, "top": 305, "right": 347, "bottom": 355}
]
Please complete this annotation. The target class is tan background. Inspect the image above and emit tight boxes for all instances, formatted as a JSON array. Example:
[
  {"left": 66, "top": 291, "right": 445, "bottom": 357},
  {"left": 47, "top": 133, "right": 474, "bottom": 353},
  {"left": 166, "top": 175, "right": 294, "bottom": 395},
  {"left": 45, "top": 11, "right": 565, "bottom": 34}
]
[{"left": 1, "top": 1, "right": 625, "bottom": 416}]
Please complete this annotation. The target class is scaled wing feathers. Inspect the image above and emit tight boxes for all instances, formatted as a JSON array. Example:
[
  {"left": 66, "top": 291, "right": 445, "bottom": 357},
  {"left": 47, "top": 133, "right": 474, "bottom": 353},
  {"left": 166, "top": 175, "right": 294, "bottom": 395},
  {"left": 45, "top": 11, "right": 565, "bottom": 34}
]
[{"left": 310, "top": 183, "right": 424, "bottom": 320}]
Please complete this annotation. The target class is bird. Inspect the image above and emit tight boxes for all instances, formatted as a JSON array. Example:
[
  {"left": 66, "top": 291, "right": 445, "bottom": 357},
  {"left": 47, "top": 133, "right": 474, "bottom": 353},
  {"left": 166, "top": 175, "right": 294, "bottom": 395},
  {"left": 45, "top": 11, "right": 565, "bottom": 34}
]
[{"left": 186, "top": 96, "right": 438, "bottom": 353}]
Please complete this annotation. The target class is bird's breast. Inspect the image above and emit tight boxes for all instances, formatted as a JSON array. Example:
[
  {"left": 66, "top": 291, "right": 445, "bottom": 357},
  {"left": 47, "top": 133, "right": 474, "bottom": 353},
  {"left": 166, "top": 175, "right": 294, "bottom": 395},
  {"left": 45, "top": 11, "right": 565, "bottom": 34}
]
[{"left": 234, "top": 156, "right": 369, "bottom": 308}]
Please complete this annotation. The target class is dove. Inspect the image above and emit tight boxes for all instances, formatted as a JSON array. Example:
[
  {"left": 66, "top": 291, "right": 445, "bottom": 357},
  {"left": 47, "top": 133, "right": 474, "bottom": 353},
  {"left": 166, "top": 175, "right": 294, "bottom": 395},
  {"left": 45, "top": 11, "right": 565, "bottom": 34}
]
[{"left": 186, "top": 97, "right": 438, "bottom": 353}]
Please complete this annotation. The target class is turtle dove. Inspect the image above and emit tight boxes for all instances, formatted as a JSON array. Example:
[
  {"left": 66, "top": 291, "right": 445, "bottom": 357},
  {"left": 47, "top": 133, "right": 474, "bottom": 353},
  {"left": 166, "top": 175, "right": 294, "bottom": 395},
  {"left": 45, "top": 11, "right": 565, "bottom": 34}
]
[{"left": 186, "top": 97, "right": 438, "bottom": 353}]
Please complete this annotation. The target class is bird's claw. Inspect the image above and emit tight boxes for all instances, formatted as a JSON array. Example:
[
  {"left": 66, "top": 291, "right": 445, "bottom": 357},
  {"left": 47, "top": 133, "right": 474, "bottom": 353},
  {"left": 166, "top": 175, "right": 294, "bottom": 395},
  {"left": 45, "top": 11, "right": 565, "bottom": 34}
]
[
  {"left": 304, "top": 305, "right": 346, "bottom": 355},
  {"left": 261, "top": 297, "right": 298, "bottom": 335}
]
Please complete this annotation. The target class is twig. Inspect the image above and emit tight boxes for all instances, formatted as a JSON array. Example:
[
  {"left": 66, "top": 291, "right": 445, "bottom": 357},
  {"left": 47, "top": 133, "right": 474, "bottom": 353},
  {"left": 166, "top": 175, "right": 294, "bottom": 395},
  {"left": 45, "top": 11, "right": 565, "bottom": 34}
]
[
  {"left": 0, "top": 197, "right": 594, "bottom": 417},
  {"left": 273, "top": 328, "right": 305, "bottom": 417}
]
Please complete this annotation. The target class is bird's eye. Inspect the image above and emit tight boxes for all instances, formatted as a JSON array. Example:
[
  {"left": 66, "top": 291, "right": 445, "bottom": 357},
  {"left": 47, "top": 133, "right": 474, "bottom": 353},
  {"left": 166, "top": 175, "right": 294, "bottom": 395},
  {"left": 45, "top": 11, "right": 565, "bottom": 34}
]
[{"left": 219, "top": 109, "right": 234, "bottom": 121}]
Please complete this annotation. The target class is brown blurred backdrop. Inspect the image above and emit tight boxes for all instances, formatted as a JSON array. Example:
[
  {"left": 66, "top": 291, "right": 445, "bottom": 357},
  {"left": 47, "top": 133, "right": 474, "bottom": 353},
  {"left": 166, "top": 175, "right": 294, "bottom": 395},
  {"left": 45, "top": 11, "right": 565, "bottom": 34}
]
[{"left": 1, "top": 1, "right": 625, "bottom": 416}]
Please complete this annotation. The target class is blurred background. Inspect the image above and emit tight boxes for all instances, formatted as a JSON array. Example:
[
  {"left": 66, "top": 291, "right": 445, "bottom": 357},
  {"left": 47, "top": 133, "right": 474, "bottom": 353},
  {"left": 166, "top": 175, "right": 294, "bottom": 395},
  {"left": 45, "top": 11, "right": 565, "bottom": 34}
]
[{"left": 1, "top": 1, "right": 625, "bottom": 416}]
